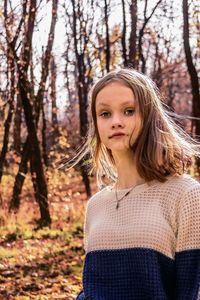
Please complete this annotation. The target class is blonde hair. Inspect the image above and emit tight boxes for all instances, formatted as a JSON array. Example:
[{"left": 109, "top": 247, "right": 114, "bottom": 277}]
[{"left": 61, "top": 68, "right": 200, "bottom": 188}]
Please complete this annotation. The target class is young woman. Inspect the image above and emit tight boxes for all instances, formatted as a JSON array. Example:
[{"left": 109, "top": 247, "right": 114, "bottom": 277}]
[{"left": 75, "top": 68, "right": 200, "bottom": 300}]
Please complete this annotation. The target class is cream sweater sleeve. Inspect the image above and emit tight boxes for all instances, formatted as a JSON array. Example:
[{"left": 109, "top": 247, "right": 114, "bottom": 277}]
[
  {"left": 176, "top": 183, "right": 200, "bottom": 251},
  {"left": 175, "top": 183, "right": 200, "bottom": 298}
]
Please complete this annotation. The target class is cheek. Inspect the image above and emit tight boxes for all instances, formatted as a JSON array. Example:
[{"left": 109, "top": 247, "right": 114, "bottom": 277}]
[
  {"left": 97, "top": 119, "right": 105, "bottom": 132},
  {"left": 96, "top": 120, "right": 109, "bottom": 146}
]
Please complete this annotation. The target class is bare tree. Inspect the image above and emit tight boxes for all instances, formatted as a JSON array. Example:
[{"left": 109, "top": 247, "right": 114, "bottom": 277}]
[
  {"left": 128, "top": 0, "right": 138, "bottom": 68},
  {"left": 69, "top": 0, "right": 94, "bottom": 196},
  {"left": 138, "top": 0, "right": 162, "bottom": 73},
  {"left": 121, "top": 0, "right": 128, "bottom": 66},
  {"left": 0, "top": 61, "right": 15, "bottom": 182},
  {"left": 4, "top": 0, "right": 58, "bottom": 226},
  {"left": 104, "top": 0, "right": 110, "bottom": 72},
  {"left": 0, "top": 0, "right": 22, "bottom": 183},
  {"left": 183, "top": 0, "right": 200, "bottom": 171},
  {"left": 13, "top": 92, "right": 22, "bottom": 154},
  {"left": 50, "top": 55, "right": 59, "bottom": 140}
]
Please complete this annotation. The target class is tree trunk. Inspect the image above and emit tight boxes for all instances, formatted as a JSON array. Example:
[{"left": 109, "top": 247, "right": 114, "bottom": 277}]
[
  {"left": 104, "top": 0, "right": 110, "bottom": 72},
  {"left": 78, "top": 68, "right": 91, "bottom": 197},
  {"left": 0, "top": 49, "right": 15, "bottom": 183},
  {"left": 0, "top": 101, "right": 14, "bottom": 183},
  {"left": 121, "top": 0, "right": 127, "bottom": 66},
  {"left": 18, "top": 76, "right": 51, "bottom": 226},
  {"left": 50, "top": 56, "right": 59, "bottom": 142},
  {"left": 9, "top": 138, "right": 29, "bottom": 210},
  {"left": 13, "top": 92, "right": 22, "bottom": 154},
  {"left": 71, "top": 0, "right": 91, "bottom": 196},
  {"left": 42, "top": 102, "right": 48, "bottom": 167},
  {"left": 183, "top": 0, "right": 200, "bottom": 173},
  {"left": 138, "top": 0, "right": 162, "bottom": 73},
  {"left": 9, "top": 0, "right": 58, "bottom": 217},
  {"left": 129, "top": 0, "right": 138, "bottom": 68}
]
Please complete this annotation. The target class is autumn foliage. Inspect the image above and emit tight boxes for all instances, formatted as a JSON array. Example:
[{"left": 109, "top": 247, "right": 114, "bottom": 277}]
[{"left": 0, "top": 0, "right": 199, "bottom": 298}]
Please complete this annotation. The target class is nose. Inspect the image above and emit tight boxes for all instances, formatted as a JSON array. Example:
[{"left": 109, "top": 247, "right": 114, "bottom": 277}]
[{"left": 111, "top": 114, "right": 124, "bottom": 129}]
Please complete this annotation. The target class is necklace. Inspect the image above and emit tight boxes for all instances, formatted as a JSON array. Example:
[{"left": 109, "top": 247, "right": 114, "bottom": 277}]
[{"left": 115, "top": 183, "right": 136, "bottom": 210}]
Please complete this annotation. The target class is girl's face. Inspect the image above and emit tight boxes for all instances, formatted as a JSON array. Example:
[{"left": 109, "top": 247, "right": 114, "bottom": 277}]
[{"left": 95, "top": 81, "right": 142, "bottom": 156}]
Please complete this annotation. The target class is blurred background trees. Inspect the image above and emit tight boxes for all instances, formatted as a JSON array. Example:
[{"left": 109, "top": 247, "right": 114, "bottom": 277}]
[{"left": 0, "top": 0, "right": 199, "bottom": 226}]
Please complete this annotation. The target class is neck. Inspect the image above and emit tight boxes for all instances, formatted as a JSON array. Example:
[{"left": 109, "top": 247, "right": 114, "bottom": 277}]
[{"left": 112, "top": 151, "right": 145, "bottom": 189}]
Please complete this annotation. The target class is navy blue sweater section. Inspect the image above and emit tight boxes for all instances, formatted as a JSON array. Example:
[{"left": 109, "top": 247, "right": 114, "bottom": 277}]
[{"left": 76, "top": 248, "right": 200, "bottom": 300}]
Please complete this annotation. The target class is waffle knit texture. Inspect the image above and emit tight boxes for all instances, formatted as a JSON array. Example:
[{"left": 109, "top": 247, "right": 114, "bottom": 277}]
[{"left": 76, "top": 174, "right": 200, "bottom": 300}]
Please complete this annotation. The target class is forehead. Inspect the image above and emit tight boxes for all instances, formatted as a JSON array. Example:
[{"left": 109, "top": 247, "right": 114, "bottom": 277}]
[{"left": 95, "top": 81, "right": 135, "bottom": 108}]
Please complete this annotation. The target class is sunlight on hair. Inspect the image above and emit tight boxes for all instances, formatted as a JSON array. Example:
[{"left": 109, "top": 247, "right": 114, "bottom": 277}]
[{"left": 59, "top": 68, "right": 200, "bottom": 188}]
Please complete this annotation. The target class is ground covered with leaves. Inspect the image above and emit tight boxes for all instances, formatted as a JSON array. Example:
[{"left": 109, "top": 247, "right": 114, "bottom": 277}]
[
  {"left": 1, "top": 164, "right": 198, "bottom": 300},
  {"left": 0, "top": 168, "right": 96, "bottom": 300}
]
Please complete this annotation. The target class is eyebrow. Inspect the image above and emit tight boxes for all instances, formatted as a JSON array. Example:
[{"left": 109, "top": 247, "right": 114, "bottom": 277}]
[{"left": 96, "top": 101, "right": 135, "bottom": 108}]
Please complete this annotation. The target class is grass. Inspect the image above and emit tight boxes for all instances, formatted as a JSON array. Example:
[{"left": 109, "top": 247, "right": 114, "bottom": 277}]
[
  {"left": 0, "top": 247, "right": 19, "bottom": 258},
  {"left": 0, "top": 216, "right": 85, "bottom": 299},
  {"left": 3, "top": 159, "right": 198, "bottom": 299},
  {"left": 0, "top": 164, "right": 93, "bottom": 299}
]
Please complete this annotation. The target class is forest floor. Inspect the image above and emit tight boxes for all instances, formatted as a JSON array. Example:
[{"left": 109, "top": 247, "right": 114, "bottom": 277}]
[
  {"left": 0, "top": 166, "right": 97, "bottom": 300},
  {"left": 0, "top": 163, "right": 199, "bottom": 300}
]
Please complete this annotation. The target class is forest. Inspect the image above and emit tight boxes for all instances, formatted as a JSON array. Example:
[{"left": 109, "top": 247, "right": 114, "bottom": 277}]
[{"left": 0, "top": 0, "right": 199, "bottom": 299}]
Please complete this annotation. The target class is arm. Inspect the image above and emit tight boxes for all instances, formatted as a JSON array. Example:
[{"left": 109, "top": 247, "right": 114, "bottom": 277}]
[{"left": 175, "top": 183, "right": 200, "bottom": 299}]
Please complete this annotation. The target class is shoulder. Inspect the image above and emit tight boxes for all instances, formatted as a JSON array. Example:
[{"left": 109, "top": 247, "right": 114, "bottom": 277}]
[
  {"left": 164, "top": 173, "right": 200, "bottom": 192},
  {"left": 88, "top": 186, "right": 109, "bottom": 202},
  {"left": 148, "top": 174, "right": 200, "bottom": 202},
  {"left": 85, "top": 186, "right": 111, "bottom": 212},
  {"left": 171, "top": 174, "right": 200, "bottom": 213},
  {"left": 167, "top": 173, "right": 199, "bottom": 184}
]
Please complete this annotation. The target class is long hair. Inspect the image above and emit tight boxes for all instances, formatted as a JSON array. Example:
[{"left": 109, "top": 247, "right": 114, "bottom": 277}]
[{"left": 60, "top": 68, "right": 200, "bottom": 188}]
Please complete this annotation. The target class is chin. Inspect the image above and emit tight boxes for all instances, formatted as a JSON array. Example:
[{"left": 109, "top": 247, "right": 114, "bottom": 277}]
[{"left": 110, "top": 147, "right": 131, "bottom": 154}]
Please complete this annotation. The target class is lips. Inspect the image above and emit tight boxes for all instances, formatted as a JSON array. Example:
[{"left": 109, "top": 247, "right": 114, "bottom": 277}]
[{"left": 109, "top": 132, "right": 126, "bottom": 139}]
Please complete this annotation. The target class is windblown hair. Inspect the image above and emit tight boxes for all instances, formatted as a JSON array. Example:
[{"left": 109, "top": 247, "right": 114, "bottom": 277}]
[{"left": 61, "top": 68, "right": 200, "bottom": 188}]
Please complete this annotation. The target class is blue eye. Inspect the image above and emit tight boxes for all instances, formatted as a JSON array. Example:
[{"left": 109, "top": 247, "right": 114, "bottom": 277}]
[
  {"left": 125, "top": 108, "right": 135, "bottom": 116},
  {"left": 99, "top": 111, "right": 111, "bottom": 118}
]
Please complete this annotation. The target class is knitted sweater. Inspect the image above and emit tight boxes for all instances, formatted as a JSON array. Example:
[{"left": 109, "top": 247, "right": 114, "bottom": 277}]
[{"left": 76, "top": 174, "right": 200, "bottom": 300}]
